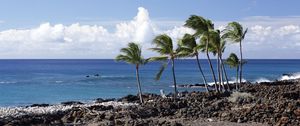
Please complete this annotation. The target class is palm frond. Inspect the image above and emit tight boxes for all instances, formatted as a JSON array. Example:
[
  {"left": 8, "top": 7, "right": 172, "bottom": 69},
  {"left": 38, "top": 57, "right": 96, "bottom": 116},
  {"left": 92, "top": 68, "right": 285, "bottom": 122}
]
[
  {"left": 180, "top": 34, "right": 197, "bottom": 48},
  {"left": 242, "top": 28, "right": 248, "bottom": 40},
  {"left": 184, "top": 15, "right": 209, "bottom": 37},
  {"left": 115, "top": 55, "right": 131, "bottom": 63},
  {"left": 149, "top": 47, "right": 167, "bottom": 54},
  {"left": 115, "top": 42, "right": 144, "bottom": 65},
  {"left": 120, "top": 48, "right": 134, "bottom": 58},
  {"left": 225, "top": 53, "right": 239, "bottom": 68},
  {"left": 196, "top": 40, "right": 207, "bottom": 52},
  {"left": 223, "top": 22, "right": 247, "bottom": 43},
  {"left": 220, "top": 40, "right": 226, "bottom": 53},
  {"left": 155, "top": 62, "right": 168, "bottom": 80},
  {"left": 152, "top": 34, "right": 173, "bottom": 55},
  {"left": 147, "top": 56, "right": 168, "bottom": 62},
  {"left": 177, "top": 50, "right": 194, "bottom": 58}
]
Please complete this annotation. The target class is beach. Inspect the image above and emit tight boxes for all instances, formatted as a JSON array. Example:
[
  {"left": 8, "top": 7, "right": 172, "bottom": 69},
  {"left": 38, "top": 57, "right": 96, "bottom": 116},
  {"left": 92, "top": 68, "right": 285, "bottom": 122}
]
[{"left": 0, "top": 79, "right": 299, "bottom": 125}]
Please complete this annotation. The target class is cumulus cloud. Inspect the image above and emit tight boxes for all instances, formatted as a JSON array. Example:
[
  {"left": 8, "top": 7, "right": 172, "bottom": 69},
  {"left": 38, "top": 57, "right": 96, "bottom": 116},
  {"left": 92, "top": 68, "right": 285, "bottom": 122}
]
[
  {"left": 0, "top": 7, "right": 192, "bottom": 59},
  {"left": 214, "top": 16, "right": 300, "bottom": 59},
  {"left": 248, "top": 25, "right": 272, "bottom": 41},
  {"left": 0, "top": 8, "right": 300, "bottom": 59},
  {"left": 276, "top": 25, "right": 300, "bottom": 36}
]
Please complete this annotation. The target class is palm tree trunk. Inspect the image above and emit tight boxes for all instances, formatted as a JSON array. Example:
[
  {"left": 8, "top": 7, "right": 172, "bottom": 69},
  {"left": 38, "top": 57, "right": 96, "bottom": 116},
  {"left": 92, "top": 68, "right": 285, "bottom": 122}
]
[
  {"left": 217, "top": 54, "right": 222, "bottom": 91},
  {"left": 135, "top": 65, "right": 143, "bottom": 104},
  {"left": 219, "top": 55, "right": 226, "bottom": 91},
  {"left": 206, "top": 39, "right": 218, "bottom": 92},
  {"left": 171, "top": 58, "right": 178, "bottom": 99},
  {"left": 196, "top": 54, "right": 209, "bottom": 92},
  {"left": 239, "top": 41, "right": 243, "bottom": 85},
  {"left": 220, "top": 55, "right": 230, "bottom": 90},
  {"left": 236, "top": 66, "right": 239, "bottom": 90}
]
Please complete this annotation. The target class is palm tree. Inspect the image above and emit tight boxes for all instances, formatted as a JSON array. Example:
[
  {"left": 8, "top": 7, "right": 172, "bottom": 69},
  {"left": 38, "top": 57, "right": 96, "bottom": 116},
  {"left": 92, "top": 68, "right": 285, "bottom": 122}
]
[
  {"left": 206, "top": 30, "right": 226, "bottom": 91},
  {"left": 219, "top": 40, "right": 231, "bottom": 91},
  {"left": 223, "top": 22, "right": 248, "bottom": 85},
  {"left": 211, "top": 31, "right": 231, "bottom": 91},
  {"left": 177, "top": 33, "right": 209, "bottom": 92},
  {"left": 185, "top": 15, "right": 219, "bottom": 92},
  {"left": 115, "top": 42, "right": 146, "bottom": 104},
  {"left": 149, "top": 34, "right": 179, "bottom": 99},
  {"left": 225, "top": 53, "right": 239, "bottom": 90}
]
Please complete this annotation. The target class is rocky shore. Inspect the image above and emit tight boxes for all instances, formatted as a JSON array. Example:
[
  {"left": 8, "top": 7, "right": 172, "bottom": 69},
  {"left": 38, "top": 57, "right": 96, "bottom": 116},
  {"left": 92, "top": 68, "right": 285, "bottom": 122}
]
[{"left": 0, "top": 80, "right": 299, "bottom": 126}]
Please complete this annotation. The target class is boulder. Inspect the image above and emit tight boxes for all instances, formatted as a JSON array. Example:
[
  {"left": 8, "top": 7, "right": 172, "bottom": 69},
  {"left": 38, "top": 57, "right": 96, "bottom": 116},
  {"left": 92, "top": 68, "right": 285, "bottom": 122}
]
[
  {"left": 95, "top": 98, "right": 115, "bottom": 103},
  {"left": 119, "top": 94, "right": 139, "bottom": 102},
  {"left": 30, "top": 103, "right": 50, "bottom": 107},
  {"left": 61, "top": 101, "right": 83, "bottom": 105}
]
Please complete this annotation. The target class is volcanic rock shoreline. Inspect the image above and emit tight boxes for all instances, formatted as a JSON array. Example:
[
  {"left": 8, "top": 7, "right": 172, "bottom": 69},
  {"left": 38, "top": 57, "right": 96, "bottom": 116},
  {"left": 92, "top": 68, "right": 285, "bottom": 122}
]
[{"left": 0, "top": 80, "right": 299, "bottom": 126}]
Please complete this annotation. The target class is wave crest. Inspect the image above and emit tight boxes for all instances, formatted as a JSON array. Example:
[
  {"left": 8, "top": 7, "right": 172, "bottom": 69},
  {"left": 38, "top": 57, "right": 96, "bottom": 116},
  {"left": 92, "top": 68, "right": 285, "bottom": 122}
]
[
  {"left": 280, "top": 72, "right": 300, "bottom": 81},
  {"left": 254, "top": 78, "right": 271, "bottom": 83}
]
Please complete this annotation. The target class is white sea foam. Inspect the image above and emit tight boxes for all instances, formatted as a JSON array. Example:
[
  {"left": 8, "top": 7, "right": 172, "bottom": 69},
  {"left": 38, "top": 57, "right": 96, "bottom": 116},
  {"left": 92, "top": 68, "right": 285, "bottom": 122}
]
[
  {"left": 172, "top": 72, "right": 300, "bottom": 88},
  {"left": 207, "top": 78, "right": 247, "bottom": 85},
  {"left": 280, "top": 72, "right": 300, "bottom": 80},
  {"left": 254, "top": 78, "right": 271, "bottom": 83},
  {"left": 0, "top": 101, "right": 137, "bottom": 118}
]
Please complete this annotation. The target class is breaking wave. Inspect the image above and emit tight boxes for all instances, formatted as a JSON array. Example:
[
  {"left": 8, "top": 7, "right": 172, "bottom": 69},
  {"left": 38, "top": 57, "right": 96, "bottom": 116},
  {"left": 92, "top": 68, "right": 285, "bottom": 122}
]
[
  {"left": 207, "top": 78, "right": 247, "bottom": 85},
  {"left": 253, "top": 78, "right": 271, "bottom": 83},
  {"left": 279, "top": 72, "right": 300, "bottom": 80}
]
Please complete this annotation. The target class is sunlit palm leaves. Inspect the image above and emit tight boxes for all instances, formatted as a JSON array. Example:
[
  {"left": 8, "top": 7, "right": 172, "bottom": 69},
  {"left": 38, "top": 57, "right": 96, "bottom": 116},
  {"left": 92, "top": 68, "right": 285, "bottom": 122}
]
[
  {"left": 226, "top": 53, "right": 240, "bottom": 90},
  {"left": 185, "top": 15, "right": 219, "bottom": 92},
  {"left": 178, "top": 34, "right": 209, "bottom": 92},
  {"left": 223, "top": 22, "right": 248, "bottom": 85},
  {"left": 149, "top": 34, "right": 179, "bottom": 98},
  {"left": 115, "top": 42, "right": 146, "bottom": 104}
]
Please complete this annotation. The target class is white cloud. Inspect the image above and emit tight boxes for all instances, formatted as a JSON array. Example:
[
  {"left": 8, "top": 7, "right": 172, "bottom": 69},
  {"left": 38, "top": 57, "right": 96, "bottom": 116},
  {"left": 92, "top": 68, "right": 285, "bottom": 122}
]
[
  {"left": 0, "top": 9, "right": 300, "bottom": 59},
  {"left": 0, "top": 10, "right": 196, "bottom": 58},
  {"left": 248, "top": 25, "right": 272, "bottom": 41},
  {"left": 0, "top": 7, "right": 192, "bottom": 59},
  {"left": 214, "top": 16, "right": 300, "bottom": 59},
  {"left": 275, "top": 25, "right": 300, "bottom": 36}
]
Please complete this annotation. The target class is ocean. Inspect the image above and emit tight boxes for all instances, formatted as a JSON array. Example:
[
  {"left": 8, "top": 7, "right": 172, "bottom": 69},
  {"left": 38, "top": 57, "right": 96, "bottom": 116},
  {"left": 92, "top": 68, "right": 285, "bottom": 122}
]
[{"left": 0, "top": 59, "right": 299, "bottom": 107}]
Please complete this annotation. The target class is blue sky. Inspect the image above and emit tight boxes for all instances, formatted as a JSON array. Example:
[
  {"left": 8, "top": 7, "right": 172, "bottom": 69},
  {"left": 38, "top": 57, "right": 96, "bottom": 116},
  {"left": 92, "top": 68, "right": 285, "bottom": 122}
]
[
  {"left": 1, "top": 0, "right": 299, "bottom": 29},
  {"left": 0, "top": 0, "right": 299, "bottom": 58}
]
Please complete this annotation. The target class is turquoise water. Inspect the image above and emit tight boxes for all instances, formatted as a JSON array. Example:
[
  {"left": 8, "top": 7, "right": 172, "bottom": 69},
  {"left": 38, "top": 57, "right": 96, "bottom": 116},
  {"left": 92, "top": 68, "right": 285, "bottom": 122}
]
[{"left": 0, "top": 59, "right": 299, "bottom": 107}]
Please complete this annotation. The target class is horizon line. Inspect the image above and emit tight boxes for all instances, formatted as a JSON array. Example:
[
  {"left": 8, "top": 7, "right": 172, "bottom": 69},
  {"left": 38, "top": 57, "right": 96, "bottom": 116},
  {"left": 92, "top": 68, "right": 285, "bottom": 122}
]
[{"left": 0, "top": 58, "right": 299, "bottom": 60}]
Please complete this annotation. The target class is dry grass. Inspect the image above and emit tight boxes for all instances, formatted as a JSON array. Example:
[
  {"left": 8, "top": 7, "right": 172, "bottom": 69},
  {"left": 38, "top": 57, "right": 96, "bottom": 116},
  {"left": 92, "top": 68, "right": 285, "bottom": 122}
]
[{"left": 228, "top": 91, "right": 255, "bottom": 103}]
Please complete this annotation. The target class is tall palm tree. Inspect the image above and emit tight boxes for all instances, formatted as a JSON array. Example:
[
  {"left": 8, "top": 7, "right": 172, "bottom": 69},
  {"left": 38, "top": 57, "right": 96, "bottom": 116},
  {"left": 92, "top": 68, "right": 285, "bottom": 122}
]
[
  {"left": 213, "top": 31, "right": 231, "bottom": 91},
  {"left": 115, "top": 42, "right": 146, "bottom": 104},
  {"left": 185, "top": 15, "right": 219, "bottom": 92},
  {"left": 206, "top": 30, "right": 226, "bottom": 91},
  {"left": 223, "top": 22, "right": 248, "bottom": 85},
  {"left": 219, "top": 40, "right": 231, "bottom": 91},
  {"left": 149, "top": 34, "right": 179, "bottom": 99},
  {"left": 225, "top": 53, "right": 239, "bottom": 90},
  {"left": 177, "top": 33, "right": 209, "bottom": 92}
]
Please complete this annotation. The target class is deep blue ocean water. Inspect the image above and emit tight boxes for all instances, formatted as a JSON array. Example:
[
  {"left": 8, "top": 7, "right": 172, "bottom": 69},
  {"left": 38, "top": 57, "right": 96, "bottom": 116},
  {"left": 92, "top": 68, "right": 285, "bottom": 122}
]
[{"left": 0, "top": 59, "right": 299, "bottom": 107}]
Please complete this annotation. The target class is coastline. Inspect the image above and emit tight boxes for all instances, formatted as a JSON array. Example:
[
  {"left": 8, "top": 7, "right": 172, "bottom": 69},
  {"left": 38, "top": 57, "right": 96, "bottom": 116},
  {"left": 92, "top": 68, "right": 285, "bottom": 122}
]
[{"left": 0, "top": 79, "right": 299, "bottom": 125}]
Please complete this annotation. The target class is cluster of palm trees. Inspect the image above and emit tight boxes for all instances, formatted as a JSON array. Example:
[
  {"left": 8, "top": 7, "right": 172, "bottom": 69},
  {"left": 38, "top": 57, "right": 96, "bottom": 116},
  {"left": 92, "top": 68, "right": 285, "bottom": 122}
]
[{"left": 116, "top": 15, "right": 247, "bottom": 104}]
